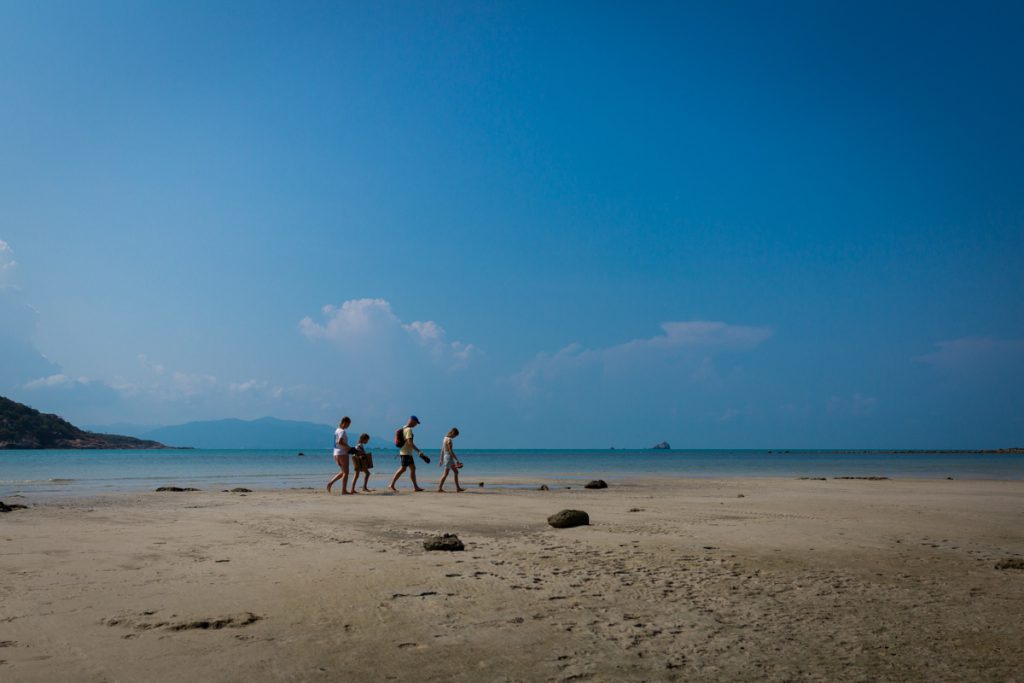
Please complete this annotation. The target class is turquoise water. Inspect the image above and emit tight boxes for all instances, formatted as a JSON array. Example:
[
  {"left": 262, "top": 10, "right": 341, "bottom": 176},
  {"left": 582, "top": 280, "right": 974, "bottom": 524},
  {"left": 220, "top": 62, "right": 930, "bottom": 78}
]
[{"left": 2, "top": 449, "right": 1022, "bottom": 498}]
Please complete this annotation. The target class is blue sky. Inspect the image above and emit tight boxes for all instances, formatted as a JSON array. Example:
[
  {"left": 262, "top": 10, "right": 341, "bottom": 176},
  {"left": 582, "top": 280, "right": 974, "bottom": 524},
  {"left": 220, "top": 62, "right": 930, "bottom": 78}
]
[{"left": 1, "top": 1, "right": 1022, "bottom": 448}]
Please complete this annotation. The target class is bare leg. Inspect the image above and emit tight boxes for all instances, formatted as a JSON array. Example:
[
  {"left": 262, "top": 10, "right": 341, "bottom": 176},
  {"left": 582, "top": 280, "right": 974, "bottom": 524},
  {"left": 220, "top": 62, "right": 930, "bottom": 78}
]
[
  {"left": 388, "top": 466, "right": 407, "bottom": 492},
  {"left": 454, "top": 469, "right": 464, "bottom": 492},
  {"left": 409, "top": 464, "right": 423, "bottom": 492},
  {"left": 437, "top": 468, "right": 449, "bottom": 492},
  {"left": 327, "top": 454, "right": 349, "bottom": 493},
  {"left": 361, "top": 472, "right": 371, "bottom": 492}
]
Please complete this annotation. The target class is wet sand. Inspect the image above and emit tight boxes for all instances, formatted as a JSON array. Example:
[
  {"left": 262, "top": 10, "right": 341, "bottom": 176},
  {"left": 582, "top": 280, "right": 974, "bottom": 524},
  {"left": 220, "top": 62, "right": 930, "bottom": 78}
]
[{"left": 2, "top": 477, "right": 1023, "bottom": 681}]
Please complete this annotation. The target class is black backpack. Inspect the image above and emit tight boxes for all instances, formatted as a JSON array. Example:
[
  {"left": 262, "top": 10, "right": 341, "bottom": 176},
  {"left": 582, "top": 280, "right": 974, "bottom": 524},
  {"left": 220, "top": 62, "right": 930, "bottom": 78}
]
[{"left": 394, "top": 427, "right": 406, "bottom": 448}]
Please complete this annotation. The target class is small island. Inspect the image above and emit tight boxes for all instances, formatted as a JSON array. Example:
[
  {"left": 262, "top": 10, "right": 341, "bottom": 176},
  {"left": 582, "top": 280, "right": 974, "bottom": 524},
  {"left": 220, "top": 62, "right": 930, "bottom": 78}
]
[
  {"left": 0, "top": 396, "right": 168, "bottom": 449},
  {"left": 652, "top": 441, "right": 671, "bottom": 450}
]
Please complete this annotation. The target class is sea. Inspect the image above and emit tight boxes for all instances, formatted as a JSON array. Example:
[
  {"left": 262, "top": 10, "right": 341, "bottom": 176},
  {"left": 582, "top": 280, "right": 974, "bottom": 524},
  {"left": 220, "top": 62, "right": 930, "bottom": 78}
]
[{"left": 2, "top": 449, "right": 1023, "bottom": 499}]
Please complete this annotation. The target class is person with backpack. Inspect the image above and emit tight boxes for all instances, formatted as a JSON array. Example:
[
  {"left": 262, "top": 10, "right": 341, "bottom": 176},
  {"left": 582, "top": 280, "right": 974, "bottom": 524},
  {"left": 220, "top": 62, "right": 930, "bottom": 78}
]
[{"left": 387, "top": 415, "right": 428, "bottom": 492}]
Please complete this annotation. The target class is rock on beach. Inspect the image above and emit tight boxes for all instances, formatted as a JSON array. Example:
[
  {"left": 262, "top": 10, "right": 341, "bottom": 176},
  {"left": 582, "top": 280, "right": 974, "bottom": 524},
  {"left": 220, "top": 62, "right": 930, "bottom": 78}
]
[
  {"left": 584, "top": 480, "right": 608, "bottom": 489},
  {"left": 423, "top": 534, "right": 465, "bottom": 551},
  {"left": 547, "top": 509, "right": 590, "bottom": 528}
]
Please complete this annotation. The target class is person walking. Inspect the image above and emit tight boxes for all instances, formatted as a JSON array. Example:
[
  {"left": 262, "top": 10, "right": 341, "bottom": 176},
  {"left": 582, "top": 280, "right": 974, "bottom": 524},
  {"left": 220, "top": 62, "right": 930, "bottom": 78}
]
[
  {"left": 326, "top": 417, "right": 353, "bottom": 494},
  {"left": 388, "top": 415, "right": 428, "bottom": 492},
  {"left": 437, "top": 427, "right": 464, "bottom": 492},
  {"left": 349, "top": 433, "right": 373, "bottom": 493}
]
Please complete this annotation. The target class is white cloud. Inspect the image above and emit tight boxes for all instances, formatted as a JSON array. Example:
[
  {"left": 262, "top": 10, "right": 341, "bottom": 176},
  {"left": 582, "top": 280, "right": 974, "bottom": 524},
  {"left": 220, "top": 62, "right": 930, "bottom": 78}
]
[
  {"left": 169, "top": 370, "right": 218, "bottom": 398},
  {"left": 16, "top": 356, "right": 297, "bottom": 425},
  {"left": 512, "top": 320, "right": 772, "bottom": 397},
  {"left": 0, "top": 244, "right": 61, "bottom": 386},
  {"left": 917, "top": 336, "right": 1024, "bottom": 377},
  {"left": 300, "top": 298, "right": 481, "bottom": 371},
  {"left": 229, "top": 379, "right": 285, "bottom": 399},
  {"left": 23, "top": 373, "right": 74, "bottom": 389},
  {"left": 137, "top": 354, "right": 166, "bottom": 376},
  {"left": 0, "top": 239, "right": 16, "bottom": 277},
  {"left": 717, "top": 407, "right": 742, "bottom": 423}
]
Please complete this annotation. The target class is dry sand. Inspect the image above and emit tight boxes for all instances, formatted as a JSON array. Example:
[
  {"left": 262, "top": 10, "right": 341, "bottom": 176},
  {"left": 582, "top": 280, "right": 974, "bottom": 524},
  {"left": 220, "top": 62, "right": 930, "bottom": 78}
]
[{"left": 2, "top": 477, "right": 1023, "bottom": 682}]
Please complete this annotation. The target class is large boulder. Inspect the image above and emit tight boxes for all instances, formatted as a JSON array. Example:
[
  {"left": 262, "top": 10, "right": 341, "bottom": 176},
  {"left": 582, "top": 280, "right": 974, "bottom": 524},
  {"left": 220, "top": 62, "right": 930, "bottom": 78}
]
[
  {"left": 547, "top": 509, "right": 590, "bottom": 528},
  {"left": 423, "top": 534, "right": 465, "bottom": 551},
  {"left": 584, "top": 480, "right": 608, "bottom": 489},
  {"left": 0, "top": 501, "right": 28, "bottom": 513}
]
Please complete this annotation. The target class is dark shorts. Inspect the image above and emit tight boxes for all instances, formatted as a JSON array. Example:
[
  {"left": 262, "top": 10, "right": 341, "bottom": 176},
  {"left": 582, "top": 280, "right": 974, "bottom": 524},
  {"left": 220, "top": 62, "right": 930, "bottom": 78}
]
[{"left": 400, "top": 454, "right": 415, "bottom": 468}]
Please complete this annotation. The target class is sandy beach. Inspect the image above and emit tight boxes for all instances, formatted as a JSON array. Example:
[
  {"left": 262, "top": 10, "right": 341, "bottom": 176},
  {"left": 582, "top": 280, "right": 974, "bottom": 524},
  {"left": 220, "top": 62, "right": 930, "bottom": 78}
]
[{"left": 2, "top": 477, "right": 1023, "bottom": 682}]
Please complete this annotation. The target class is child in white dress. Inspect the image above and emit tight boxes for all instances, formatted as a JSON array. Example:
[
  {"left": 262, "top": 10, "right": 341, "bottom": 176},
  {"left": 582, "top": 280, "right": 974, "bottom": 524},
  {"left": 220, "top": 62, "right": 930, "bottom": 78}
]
[{"left": 437, "top": 427, "right": 464, "bottom": 493}]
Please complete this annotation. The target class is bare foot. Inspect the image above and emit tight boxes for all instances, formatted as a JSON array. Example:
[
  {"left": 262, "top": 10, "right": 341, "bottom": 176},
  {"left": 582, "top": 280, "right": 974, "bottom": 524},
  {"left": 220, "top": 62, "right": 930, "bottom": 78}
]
[
  {"left": 436, "top": 488, "right": 445, "bottom": 493},
  {"left": 387, "top": 486, "right": 398, "bottom": 493},
  {"left": 456, "top": 487, "right": 465, "bottom": 492},
  {"left": 362, "top": 488, "right": 372, "bottom": 492},
  {"left": 326, "top": 486, "right": 332, "bottom": 493},
  {"left": 413, "top": 487, "right": 425, "bottom": 492},
  {"left": 340, "top": 490, "right": 350, "bottom": 495}
]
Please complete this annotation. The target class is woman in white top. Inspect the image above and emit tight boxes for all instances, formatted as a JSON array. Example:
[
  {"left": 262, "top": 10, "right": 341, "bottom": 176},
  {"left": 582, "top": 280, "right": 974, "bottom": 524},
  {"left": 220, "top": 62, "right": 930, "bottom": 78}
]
[
  {"left": 326, "top": 416, "right": 353, "bottom": 494},
  {"left": 437, "top": 427, "right": 464, "bottom": 493}
]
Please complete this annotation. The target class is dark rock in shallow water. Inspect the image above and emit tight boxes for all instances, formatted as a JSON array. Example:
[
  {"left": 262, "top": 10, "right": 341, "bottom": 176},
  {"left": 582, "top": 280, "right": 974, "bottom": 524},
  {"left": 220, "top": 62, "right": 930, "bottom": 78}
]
[
  {"left": 0, "top": 501, "right": 28, "bottom": 512},
  {"left": 478, "top": 482, "right": 485, "bottom": 487},
  {"left": 995, "top": 557, "right": 1024, "bottom": 570},
  {"left": 423, "top": 534, "right": 465, "bottom": 551},
  {"left": 230, "top": 488, "right": 252, "bottom": 493},
  {"left": 538, "top": 484, "right": 549, "bottom": 491},
  {"left": 155, "top": 487, "right": 201, "bottom": 492},
  {"left": 548, "top": 509, "right": 590, "bottom": 528},
  {"left": 584, "top": 480, "right": 608, "bottom": 489},
  {"left": 833, "top": 476, "right": 889, "bottom": 481}
]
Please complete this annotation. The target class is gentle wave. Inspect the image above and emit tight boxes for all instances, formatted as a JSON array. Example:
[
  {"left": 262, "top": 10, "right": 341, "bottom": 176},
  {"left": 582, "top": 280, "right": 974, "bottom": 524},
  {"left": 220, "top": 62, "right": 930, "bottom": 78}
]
[{"left": 3, "top": 448, "right": 1023, "bottom": 499}]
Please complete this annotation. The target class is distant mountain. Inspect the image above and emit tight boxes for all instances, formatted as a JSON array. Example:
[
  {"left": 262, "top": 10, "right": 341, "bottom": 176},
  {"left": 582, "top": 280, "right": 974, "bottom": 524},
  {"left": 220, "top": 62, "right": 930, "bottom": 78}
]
[
  {"left": 123, "top": 416, "right": 391, "bottom": 450},
  {"left": 81, "top": 422, "right": 161, "bottom": 437},
  {"left": 0, "top": 396, "right": 167, "bottom": 449}
]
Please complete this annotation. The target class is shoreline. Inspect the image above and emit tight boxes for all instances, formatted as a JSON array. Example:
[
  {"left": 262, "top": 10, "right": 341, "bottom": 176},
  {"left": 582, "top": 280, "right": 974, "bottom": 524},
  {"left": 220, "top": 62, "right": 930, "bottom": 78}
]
[{"left": 7, "top": 471, "right": 1024, "bottom": 503}]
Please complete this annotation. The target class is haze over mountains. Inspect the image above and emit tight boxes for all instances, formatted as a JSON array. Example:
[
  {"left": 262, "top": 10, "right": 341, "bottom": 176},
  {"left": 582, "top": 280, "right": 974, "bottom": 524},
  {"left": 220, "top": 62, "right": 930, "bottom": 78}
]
[{"left": 85, "top": 417, "right": 391, "bottom": 450}]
